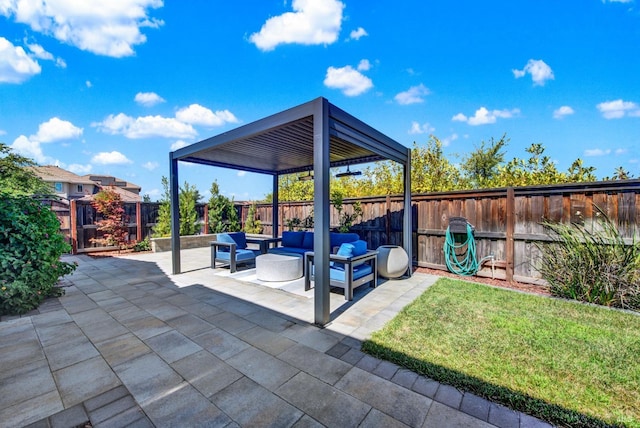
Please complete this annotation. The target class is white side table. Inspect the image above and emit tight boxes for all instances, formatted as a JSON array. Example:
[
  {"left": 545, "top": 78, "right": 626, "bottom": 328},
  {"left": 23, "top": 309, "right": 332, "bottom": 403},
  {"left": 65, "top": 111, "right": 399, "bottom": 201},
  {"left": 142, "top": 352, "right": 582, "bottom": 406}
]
[{"left": 256, "top": 253, "right": 303, "bottom": 282}]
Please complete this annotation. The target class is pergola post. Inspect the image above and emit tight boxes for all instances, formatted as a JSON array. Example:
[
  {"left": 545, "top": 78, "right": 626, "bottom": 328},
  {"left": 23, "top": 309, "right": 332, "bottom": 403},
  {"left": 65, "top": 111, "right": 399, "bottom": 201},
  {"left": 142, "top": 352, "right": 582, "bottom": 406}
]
[
  {"left": 170, "top": 154, "right": 181, "bottom": 274},
  {"left": 272, "top": 173, "right": 279, "bottom": 238},
  {"left": 403, "top": 150, "right": 412, "bottom": 277},
  {"left": 313, "top": 98, "right": 331, "bottom": 326}
]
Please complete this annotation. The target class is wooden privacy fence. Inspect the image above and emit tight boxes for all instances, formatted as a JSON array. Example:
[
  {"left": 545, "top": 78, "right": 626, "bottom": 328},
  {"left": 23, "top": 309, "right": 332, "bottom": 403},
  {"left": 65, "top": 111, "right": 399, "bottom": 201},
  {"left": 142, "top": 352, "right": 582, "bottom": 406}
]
[
  {"left": 63, "top": 180, "right": 639, "bottom": 284},
  {"left": 241, "top": 180, "right": 640, "bottom": 285}
]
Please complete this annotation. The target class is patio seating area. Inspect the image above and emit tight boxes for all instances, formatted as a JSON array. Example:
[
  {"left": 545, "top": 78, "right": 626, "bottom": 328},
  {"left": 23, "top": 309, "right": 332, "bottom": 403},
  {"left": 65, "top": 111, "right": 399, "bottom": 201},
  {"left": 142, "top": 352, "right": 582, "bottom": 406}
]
[{"left": 0, "top": 248, "right": 551, "bottom": 427}]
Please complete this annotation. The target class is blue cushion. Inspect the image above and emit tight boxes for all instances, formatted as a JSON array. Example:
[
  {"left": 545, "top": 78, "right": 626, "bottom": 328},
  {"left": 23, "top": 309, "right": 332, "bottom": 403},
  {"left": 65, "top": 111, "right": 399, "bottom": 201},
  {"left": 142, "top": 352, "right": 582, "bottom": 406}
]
[
  {"left": 215, "top": 233, "right": 235, "bottom": 252},
  {"left": 302, "top": 232, "right": 314, "bottom": 249},
  {"left": 228, "top": 232, "right": 247, "bottom": 249},
  {"left": 216, "top": 248, "right": 256, "bottom": 261},
  {"left": 330, "top": 233, "right": 360, "bottom": 248},
  {"left": 331, "top": 243, "right": 354, "bottom": 270},
  {"left": 329, "top": 264, "right": 373, "bottom": 282},
  {"left": 336, "top": 243, "right": 354, "bottom": 258},
  {"left": 351, "top": 240, "right": 367, "bottom": 256},
  {"left": 268, "top": 247, "right": 306, "bottom": 256},
  {"left": 282, "top": 231, "right": 305, "bottom": 248}
]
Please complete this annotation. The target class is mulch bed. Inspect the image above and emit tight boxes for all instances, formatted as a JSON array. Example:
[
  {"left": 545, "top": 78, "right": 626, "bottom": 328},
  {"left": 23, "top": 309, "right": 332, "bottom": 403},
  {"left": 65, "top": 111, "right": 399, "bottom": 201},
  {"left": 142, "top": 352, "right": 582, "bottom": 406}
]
[{"left": 414, "top": 266, "right": 551, "bottom": 297}]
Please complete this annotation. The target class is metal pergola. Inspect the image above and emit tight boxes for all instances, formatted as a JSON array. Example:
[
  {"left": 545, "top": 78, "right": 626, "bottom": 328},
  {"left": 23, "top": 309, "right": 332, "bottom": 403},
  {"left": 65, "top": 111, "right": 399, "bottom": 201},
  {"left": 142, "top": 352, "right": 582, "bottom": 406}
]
[{"left": 169, "top": 97, "right": 411, "bottom": 326}]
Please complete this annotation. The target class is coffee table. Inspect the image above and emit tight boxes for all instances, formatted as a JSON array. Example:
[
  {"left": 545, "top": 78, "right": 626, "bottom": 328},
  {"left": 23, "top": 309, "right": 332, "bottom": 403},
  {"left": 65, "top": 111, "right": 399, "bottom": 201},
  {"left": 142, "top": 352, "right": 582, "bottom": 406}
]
[{"left": 255, "top": 253, "right": 303, "bottom": 282}]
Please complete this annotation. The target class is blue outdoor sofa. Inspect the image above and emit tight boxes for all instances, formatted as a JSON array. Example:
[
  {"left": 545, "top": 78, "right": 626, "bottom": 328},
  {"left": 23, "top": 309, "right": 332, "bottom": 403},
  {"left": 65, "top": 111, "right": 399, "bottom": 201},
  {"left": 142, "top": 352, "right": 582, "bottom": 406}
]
[{"left": 267, "top": 231, "right": 378, "bottom": 300}]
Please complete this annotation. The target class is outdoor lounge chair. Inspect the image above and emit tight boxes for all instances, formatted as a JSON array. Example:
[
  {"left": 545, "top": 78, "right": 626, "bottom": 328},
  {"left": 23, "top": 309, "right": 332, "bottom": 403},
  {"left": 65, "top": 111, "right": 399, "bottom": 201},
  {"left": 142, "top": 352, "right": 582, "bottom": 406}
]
[
  {"left": 304, "top": 242, "right": 378, "bottom": 300},
  {"left": 210, "top": 232, "right": 263, "bottom": 273}
]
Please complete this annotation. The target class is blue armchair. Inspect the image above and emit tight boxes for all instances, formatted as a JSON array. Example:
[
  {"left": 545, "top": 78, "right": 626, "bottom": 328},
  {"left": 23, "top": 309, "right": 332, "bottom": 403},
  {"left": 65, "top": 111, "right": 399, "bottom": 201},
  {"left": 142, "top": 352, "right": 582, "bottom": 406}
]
[
  {"left": 304, "top": 241, "right": 378, "bottom": 300},
  {"left": 210, "top": 232, "right": 263, "bottom": 273}
]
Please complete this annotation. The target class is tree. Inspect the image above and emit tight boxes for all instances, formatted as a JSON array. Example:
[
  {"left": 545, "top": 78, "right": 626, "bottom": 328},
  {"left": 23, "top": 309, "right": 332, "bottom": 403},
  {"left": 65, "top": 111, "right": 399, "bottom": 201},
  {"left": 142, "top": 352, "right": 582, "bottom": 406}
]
[
  {"left": 179, "top": 181, "right": 200, "bottom": 236},
  {"left": 208, "top": 180, "right": 240, "bottom": 233},
  {"left": 243, "top": 202, "right": 262, "bottom": 234},
  {"left": 152, "top": 176, "right": 172, "bottom": 237},
  {"left": 91, "top": 187, "right": 129, "bottom": 249},
  {"left": 142, "top": 194, "right": 151, "bottom": 202},
  {"left": 0, "top": 143, "right": 52, "bottom": 197},
  {"left": 460, "top": 134, "right": 508, "bottom": 188},
  {"left": 411, "top": 137, "right": 461, "bottom": 192}
]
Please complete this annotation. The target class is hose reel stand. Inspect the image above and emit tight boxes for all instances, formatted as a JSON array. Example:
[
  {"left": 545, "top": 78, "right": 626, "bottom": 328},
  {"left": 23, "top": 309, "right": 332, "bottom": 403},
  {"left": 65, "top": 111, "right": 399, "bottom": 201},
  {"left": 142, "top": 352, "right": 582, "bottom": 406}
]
[{"left": 443, "top": 216, "right": 495, "bottom": 277}]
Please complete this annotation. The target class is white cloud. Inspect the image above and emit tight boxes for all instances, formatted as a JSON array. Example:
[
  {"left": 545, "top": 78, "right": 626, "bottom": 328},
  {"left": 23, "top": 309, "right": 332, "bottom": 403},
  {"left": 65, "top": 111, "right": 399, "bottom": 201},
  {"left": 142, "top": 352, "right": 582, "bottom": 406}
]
[
  {"left": 10, "top": 135, "right": 47, "bottom": 163},
  {"left": 357, "top": 59, "right": 371, "bottom": 71},
  {"left": 175, "top": 104, "right": 239, "bottom": 127},
  {"left": 513, "top": 59, "right": 554, "bottom": 86},
  {"left": 67, "top": 163, "right": 92, "bottom": 175},
  {"left": 86, "top": 80, "right": 92, "bottom": 88},
  {"left": 26, "top": 42, "right": 65, "bottom": 68},
  {"left": 237, "top": 171, "right": 247, "bottom": 177},
  {"left": 553, "top": 106, "right": 574, "bottom": 119},
  {"left": 91, "top": 151, "right": 133, "bottom": 165},
  {"left": 0, "top": 37, "right": 41, "bottom": 83},
  {"left": 249, "top": 0, "right": 344, "bottom": 51},
  {"left": 349, "top": 27, "right": 368, "bottom": 40},
  {"left": 452, "top": 107, "right": 520, "bottom": 126},
  {"left": 615, "top": 148, "right": 628, "bottom": 155},
  {"left": 324, "top": 64, "right": 373, "bottom": 96},
  {"left": 8, "top": 117, "right": 80, "bottom": 164},
  {"left": 408, "top": 121, "right": 435, "bottom": 135},
  {"left": 142, "top": 161, "right": 158, "bottom": 171},
  {"left": 442, "top": 133, "right": 459, "bottom": 147},
  {"left": 596, "top": 99, "right": 640, "bottom": 119},
  {"left": 584, "top": 148, "right": 612, "bottom": 157},
  {"left": 603, "top": 0, "right": 632, "bottom": 3},
  {"left": 170, "top": 140, "right": 188, "bottom": 151},
  {"left": 0, "top": 0, "right": 164, "bottom": 57},
  {"left": 395, "top": 84, "right": 430, "bottom": 105},
  {"left": 94, "top": 113, "right": 198, "bottom": 139},
  {"left": 31, "top": 117, "right": 83, "bottom": 143},
  {"left": 135, "top": 92, "right": 165, "bottom": 107}
]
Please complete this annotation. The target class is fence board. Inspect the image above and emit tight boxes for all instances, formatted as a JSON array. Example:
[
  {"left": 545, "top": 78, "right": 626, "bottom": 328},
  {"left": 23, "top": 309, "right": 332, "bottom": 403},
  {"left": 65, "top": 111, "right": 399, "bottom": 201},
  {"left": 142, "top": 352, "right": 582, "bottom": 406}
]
[{"left": 59, "top": 180, "right": 639, "bottom": 284}]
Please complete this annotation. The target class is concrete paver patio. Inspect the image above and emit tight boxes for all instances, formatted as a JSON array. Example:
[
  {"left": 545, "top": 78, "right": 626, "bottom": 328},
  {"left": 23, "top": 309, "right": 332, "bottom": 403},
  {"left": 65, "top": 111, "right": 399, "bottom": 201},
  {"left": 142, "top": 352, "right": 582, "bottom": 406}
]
[{"left": 0, "top": 248, "right": 553, "bottom": 427}]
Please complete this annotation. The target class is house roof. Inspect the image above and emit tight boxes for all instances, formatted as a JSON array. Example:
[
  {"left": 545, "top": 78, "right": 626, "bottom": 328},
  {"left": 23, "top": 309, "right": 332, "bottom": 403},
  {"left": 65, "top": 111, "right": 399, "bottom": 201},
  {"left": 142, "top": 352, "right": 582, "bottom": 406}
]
[
  {"left": 31, "top": 165, "right": 96, "bottom": 185},
  {"left": 30, "top": 165, "right": 141, "bottom": 202}
]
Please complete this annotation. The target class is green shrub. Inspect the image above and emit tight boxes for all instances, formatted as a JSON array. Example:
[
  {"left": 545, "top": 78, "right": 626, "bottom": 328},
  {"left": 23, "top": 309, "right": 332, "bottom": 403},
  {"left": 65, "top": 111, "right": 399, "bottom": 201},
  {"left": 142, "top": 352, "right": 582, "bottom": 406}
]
[
  {"left": 133, "top": 237, "right": 151, "bottom": 252},
  {"left": 536, "top": 206, "right": 640, "bottom": 311},
  {"left": 0, "top": 195, "right": 76, "bottom": 315}
]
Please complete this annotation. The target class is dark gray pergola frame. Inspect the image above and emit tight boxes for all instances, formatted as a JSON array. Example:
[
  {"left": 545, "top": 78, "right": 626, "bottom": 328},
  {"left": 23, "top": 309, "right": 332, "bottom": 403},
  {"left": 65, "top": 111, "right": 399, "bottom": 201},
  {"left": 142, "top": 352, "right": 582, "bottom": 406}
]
[{"left": 169, "top": 97, "right": 411, "bottom": 326}]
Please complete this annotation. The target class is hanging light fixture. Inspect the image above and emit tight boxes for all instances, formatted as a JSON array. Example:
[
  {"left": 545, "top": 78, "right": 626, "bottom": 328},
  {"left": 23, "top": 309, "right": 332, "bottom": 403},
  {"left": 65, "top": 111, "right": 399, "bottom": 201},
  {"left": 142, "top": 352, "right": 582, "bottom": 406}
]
[
  {"left": 335, "top": 165, "right": 362, "bottom": 178},
  {"left": 298, "top": 171, "right": 314, "bottom": 181}
]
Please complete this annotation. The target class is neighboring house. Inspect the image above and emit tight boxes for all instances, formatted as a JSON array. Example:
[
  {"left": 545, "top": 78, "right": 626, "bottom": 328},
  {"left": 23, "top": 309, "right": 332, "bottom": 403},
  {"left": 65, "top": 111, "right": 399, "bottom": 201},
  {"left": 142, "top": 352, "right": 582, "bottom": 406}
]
[{"left": 30, "top": 165, "right": 142, "bottom": 203}]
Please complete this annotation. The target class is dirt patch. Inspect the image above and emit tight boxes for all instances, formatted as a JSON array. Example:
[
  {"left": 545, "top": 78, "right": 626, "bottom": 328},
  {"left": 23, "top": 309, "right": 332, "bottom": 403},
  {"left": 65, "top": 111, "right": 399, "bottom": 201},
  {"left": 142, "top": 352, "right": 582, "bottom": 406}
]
[{"left": 415, "top": 266, "right": 551, "bottom": 297}]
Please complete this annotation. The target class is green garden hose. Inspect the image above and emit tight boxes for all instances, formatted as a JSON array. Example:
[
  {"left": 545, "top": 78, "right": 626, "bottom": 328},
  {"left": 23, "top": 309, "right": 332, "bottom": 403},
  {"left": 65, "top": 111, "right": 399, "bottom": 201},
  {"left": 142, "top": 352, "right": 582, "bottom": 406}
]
[{"left": 444, "top": 223, "right": 480, "bottom": 276}]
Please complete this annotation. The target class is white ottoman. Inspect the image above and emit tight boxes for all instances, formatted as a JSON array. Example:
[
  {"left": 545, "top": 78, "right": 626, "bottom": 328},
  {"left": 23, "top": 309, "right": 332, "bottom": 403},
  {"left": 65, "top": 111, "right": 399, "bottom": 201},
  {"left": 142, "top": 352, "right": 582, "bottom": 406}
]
[{"left": 256, "top": 254, "right": 303, "bottom": 282}]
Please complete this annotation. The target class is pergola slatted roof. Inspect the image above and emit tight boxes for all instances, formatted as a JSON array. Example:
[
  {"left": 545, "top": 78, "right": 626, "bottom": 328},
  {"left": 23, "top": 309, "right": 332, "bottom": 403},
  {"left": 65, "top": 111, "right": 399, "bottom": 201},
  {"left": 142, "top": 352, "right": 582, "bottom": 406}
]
[
  {"left": 169, "top": 97, "right": 411, "bottom": 326},
  {"left": 174, "top": 101, "right": 403, "bottom": 175}
]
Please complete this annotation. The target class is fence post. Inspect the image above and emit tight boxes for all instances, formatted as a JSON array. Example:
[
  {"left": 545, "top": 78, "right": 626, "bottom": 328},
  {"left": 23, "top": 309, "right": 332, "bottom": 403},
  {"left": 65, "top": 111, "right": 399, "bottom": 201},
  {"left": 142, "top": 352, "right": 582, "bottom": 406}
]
[
  {"left": 385, "top": 194, "right": 391, "bottom": 244},
  {"left": 203, "top": 205, "right": 209, "bottom": 234},
  {"left": 506, "top": 187, "right": 515, "bottom": 283},
  {"left": 70, "top": 199, "right": 78, "bottom": 254},
  {"left": 136, "top": 202, "right": 142, "bottom": 242}
]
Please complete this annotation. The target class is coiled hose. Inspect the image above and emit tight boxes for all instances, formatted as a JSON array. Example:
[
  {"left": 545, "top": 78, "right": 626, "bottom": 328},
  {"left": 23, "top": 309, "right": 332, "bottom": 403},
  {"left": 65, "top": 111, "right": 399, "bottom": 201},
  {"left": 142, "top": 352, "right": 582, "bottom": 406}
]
[{"left": 444, "top": 223, "right": 480, "bottom": 276}]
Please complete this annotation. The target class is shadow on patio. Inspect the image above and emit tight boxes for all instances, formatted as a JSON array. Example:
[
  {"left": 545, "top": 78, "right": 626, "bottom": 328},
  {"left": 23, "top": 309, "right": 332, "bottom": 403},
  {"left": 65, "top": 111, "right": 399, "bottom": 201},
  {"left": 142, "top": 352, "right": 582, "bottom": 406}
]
[{"left": 0, "top": 248, "right": 550, "bottom": 427}]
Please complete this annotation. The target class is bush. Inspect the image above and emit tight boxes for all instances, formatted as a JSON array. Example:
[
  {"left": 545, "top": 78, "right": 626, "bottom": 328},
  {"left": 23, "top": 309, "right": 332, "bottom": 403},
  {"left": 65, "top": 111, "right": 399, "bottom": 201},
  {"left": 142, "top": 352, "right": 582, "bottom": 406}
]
[
  {"left": 536, "top": 206, "right": 640, "bottom": 311},
  {"left": 0, "top": 196, "right": 76, "bottom": 315},
  {"left": 133, "top": 237, "right": 151, "bottom": 252}
]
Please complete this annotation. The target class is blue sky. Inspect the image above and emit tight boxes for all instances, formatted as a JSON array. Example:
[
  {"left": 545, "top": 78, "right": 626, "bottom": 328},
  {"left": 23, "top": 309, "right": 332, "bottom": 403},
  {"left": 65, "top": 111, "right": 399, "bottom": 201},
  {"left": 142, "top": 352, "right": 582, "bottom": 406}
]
[{"left": 1, "top": 0, "right": 639, "bottom": 201}]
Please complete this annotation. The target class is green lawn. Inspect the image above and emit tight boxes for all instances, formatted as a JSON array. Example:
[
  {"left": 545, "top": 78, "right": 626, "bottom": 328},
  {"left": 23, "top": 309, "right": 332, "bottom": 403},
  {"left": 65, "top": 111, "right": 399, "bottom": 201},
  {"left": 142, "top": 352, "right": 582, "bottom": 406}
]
[{"left": 362, "top": 278, "right": 640, "bottom": 427}]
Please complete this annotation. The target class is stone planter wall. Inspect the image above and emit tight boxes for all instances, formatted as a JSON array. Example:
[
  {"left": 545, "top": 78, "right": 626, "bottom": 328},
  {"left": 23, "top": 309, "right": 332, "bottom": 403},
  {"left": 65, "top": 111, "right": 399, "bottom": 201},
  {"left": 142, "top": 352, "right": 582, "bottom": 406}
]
[{"left": 151, "top": 234, "right": 217, "bottom": 253}]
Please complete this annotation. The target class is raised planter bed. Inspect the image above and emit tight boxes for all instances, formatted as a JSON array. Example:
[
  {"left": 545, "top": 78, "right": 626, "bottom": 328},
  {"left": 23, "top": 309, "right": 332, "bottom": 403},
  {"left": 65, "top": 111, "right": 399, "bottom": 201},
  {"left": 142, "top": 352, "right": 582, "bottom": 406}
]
[{"left": 151, "top": 234, "right": 218, "bottom": 252}]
